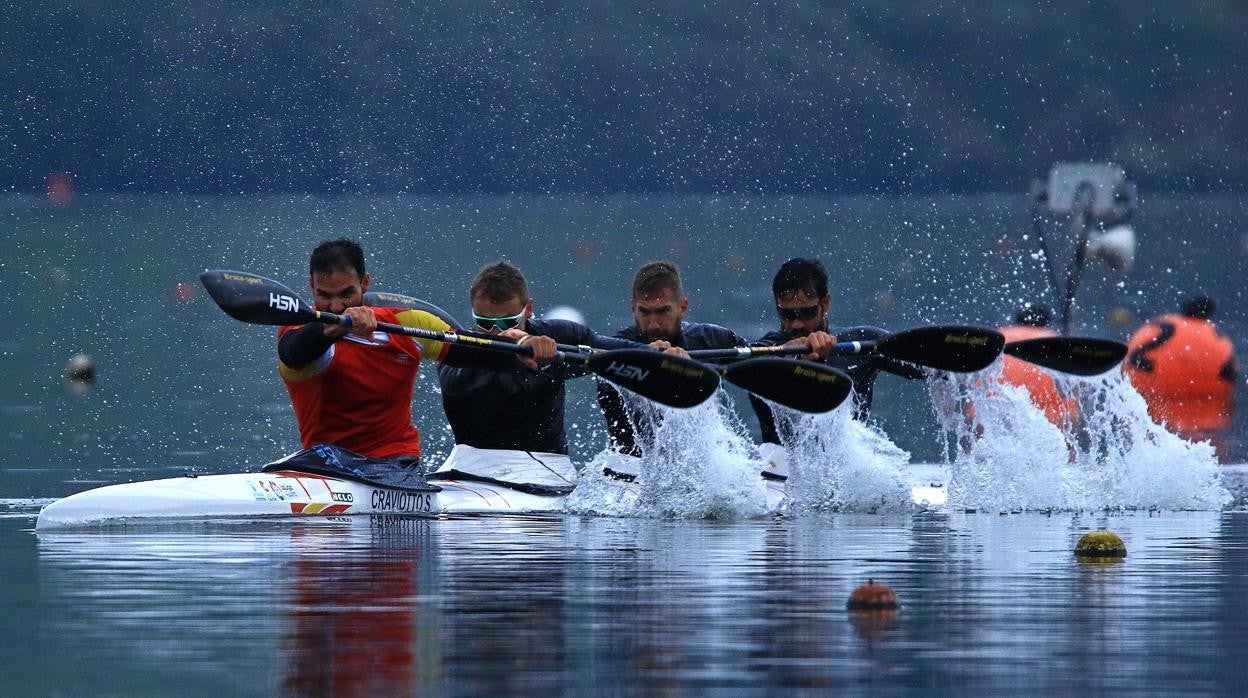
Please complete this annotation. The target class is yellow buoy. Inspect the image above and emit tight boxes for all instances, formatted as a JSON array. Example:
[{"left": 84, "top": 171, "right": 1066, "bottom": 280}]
[{"left": 1075, "top": 529, "right": 1126, "bottom": 559}]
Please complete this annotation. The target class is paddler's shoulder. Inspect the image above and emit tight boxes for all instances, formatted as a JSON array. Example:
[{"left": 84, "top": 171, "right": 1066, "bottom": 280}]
[
  {"left": 679, "top": 321, "right": 747, "bottom": 349},
  {"left": 829, "top": 325, "right": 890, "bottom": 342}
]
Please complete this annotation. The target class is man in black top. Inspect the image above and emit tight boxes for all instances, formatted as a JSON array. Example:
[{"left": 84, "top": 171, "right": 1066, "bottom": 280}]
[
  {"left": 751, "top": 258, "right": 926, "bottom": 444},
  {"left": 598, "top": 260, "right": 832, "bottom": 456},
  {"left": 438, "top": 261, "right": 636, "bottom": 455}
]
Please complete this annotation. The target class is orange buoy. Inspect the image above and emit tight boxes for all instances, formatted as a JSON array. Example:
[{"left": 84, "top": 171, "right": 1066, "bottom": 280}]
[
  {"left": 171, "top": 281, "right": 199, "bottom": 303},
  {"left": 847, "top": 580, "right": 899, "bottom": 610},
  {"left": 46, "top": 171, "right": 75, "bottom": 205},
  {"left": 1124, "top": 299, "right": 1235, "bottom": 434},
  {"left": 999, "top": 324, "right": 1080, "bottom": 426}
]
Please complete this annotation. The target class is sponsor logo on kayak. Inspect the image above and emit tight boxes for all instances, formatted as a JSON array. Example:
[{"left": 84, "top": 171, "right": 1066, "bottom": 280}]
[
  {"left": 223, "top": 272, "right": 261, "bottom": 284},
  {"left": 331, "top": 491, "right": 353, "bottom": 503},
  {"left": 270, "top": 292, "right": 300, "bottom": 313},
  {"left": 371, "top": 489, "right": 434, "bottom": 514},
  {"left": 604, "top": 361, "right": 649, "bottom": 382}
]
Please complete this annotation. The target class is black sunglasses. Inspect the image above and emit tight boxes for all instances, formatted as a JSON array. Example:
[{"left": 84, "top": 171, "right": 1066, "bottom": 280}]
[{"left": 776, "top": 305, "right": 821, "bottom": 322}]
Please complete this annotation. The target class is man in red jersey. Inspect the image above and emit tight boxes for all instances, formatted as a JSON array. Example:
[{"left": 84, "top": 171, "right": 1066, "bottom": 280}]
[{"left": 275, "top": 238, "right": 553, "bottom": 481}]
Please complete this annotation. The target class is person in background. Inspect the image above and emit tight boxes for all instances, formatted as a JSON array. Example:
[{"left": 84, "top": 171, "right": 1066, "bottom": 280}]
[
  {"left": 997, "top": 304, "right": 1080, "bottom": 427},
  {"left": 438, "top": 260, "right": 637, "bottom": 455},
  {"left": 750, "top": 258, "right": 925, "bottom": 445},
  {"left": 1125, "top": 294, "right": 1237, "bottom": 455}
]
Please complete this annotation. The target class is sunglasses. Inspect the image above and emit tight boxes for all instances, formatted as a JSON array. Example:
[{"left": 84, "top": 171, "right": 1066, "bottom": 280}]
[
  {"left": 776, "top": 304, "right": 821, "bottom": 322},
  {"left": 473, "top": 309, "right": 527, "bottom": 332}
]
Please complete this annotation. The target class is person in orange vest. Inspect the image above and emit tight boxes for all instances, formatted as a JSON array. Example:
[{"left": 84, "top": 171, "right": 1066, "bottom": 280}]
[
  {"left": 998, "top": 305, "right": 1080, "bottom": 427},
  {"left": 1125, "top": 294, "right": 1237, "bottom": 451}
]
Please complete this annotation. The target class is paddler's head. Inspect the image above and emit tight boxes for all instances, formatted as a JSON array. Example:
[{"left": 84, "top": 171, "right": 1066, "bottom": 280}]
[
  {"left": 772, "top": 258, "right": 830, "bottom": 338},
  {"left": 309, "top": 238, "right": 371, "bottom": 314},
  {"left": 469, "top": 261, "right": 533, "bottom": 335},
  {"left": 630, "top": 260, "right": 688, "bottom": 343}
]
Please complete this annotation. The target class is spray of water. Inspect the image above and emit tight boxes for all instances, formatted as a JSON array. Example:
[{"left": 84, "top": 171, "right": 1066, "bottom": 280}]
[
  {"left": 930, "top": 362, "right": 1230, "bottom": 511},
  {"left": 772, "top": 400, "right": 913, "bottom": 514},
  {"left": 567, "top": 391, "right": 768, "bottom": 519}
]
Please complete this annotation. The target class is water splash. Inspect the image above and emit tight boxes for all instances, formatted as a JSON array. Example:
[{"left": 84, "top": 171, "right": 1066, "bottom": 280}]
[
  {"left": 567, "top": 391, "right": 768, "bottom": 519},
  {"left": 771, "top": 400, "right": 912, "bottom": 514},
  {"left": 1068, "top": 371, "right": 1229, "bottom": 510},
  {"left": 930, "top": 363, "right": 1230, "bottom": 511}
]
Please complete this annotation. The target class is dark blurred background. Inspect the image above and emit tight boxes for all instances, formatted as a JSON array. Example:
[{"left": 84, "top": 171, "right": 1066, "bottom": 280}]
[{"left": 3, "top": 2, "right": 1245, "bottom": 195}]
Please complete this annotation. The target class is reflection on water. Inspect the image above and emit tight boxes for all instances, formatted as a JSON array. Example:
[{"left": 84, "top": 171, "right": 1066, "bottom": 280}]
[{"left": 13, "top": 510, "right": 1248, "bottom": 693}]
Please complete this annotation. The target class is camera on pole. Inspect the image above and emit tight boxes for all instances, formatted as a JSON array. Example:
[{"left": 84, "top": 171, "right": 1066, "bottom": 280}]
[{"left": 1029, "top": 163, "right": 1137, "bottom": 334}]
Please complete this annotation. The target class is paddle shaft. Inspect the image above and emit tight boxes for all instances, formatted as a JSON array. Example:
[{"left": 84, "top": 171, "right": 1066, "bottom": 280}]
[{"left": 309, "top": 308, "right": 596, "bottom": 363}]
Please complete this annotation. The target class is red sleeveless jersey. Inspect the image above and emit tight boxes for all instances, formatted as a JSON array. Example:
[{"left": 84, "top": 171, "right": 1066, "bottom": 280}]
[{"left": 278, "top": 307, "right": 452, "bottom": 458}]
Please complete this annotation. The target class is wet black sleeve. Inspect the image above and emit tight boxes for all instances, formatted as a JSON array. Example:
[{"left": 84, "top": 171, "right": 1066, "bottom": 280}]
[
  {"left": 597, "top": 380, "right": 642, "bottom": 456},
  {"left": 835, "top": 326, "right": 927, "bottom": 379},
  {"left": 440, "top": 343, "right": 528, "bottom": 370},
  {"left": 278, "top": 324, "right": 336, "bottom": 368},
  {"left": 750, "top": 393, "right": 782, "bottom": 444}
]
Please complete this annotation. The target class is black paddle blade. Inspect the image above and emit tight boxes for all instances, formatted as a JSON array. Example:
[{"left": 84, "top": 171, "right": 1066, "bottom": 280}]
[
  {"left": 1004, "top": 336, "right": 1128, "bottom": 376},
  {"left": 199, "top": 270, "right": 315, "bottom": 325},
  {"left": 363, "top": 291, "right": 465, "bottom": 331},
  {"left": 877, "top": 325, "right": 1005, "bottom": 373},
  {"left": 722, "top": 358, "right": 853, "bottom": 413},
  {"left": 587, "top": 349, "right": 720, "bottom": 408}
]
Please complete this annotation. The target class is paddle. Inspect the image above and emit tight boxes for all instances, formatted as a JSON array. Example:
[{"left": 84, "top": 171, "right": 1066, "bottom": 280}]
[
  {"left": 721, "top": 358, "right": 852, "bottom": 413},
  {"left": 1003, "top": 336, "right": 1127, "bottom": 376},
  {"left": 364, "top": 288, "right": 852, "bottom": 413},
  {"left": 198, "top": 270, "right": 718, "bottom": 409},
  {"left": 686, "top": 325, "right": 1006, "bottom": 373}
]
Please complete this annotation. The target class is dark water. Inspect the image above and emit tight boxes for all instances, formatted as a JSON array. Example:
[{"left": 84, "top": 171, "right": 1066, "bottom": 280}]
[
  {"left": 7, "top": 508, "right": 1248, "bottom": 694},
  {"left": 5, "top": 194, "right": 1248, "bottom": 693}
]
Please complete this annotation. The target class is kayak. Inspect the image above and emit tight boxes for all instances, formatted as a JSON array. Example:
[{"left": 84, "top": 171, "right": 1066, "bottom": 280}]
[
  {"left": 35, "top": 444, "right": 947, "bottom": 529},
  {"left": 35, "top": 445, "right": 578, "bottom": 530}
]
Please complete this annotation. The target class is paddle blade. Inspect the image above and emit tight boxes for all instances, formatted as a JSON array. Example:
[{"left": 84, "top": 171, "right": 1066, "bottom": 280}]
[
  {"left": 877, "top": 325, "right": 1005, "bottom": 373},
  {"left": 1004, "top": 336, "right": 1127, "bottom": 376},
  {"left": 199, "top": 270, "right": 316, "bottom": 325},
  {"left": 722, "top": 358, "right": 852, "bottom": 413},
  {"left": 363, "top": 291, "right": 465, "bottom": 331},
  {"left": 588, "top": 349, "right": 720, "bottom": 408}
]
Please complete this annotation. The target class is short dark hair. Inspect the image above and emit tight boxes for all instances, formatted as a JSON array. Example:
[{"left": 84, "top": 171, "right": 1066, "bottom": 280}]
[
  {"left": 1015, "top": 304, "right": 1052, "bottom": 327},
  {"left": 309, "top": 238, "right": 365, "bottom": 277},
  {"left": 1182, "top": 294, "right": 1215, "bottom": 319},
  {"left": 470, "top": 260, "right": 529, "bottom": 303},
  {"left": 632, "top": 260, "right": 682, "bottom": 298},
  {"left": 772, "top": 258, "right": 827, "bottom": 299}
]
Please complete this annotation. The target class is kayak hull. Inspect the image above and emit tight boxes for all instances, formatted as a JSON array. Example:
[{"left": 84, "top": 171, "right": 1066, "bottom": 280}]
[
  {"left": 35, "top": 470, "right": 567, "bottom": 530},
  {"left": 35, "top": 445, "right": 947, "bottom": 529}
]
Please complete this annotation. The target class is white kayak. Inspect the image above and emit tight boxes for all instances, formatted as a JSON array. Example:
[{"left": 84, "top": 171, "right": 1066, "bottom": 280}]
[
  {"left": 35, "top": 445, "right": 579, "bottom": 530},
  {"left": 35, "top": 443, "right": 948, "bottom": 529}
]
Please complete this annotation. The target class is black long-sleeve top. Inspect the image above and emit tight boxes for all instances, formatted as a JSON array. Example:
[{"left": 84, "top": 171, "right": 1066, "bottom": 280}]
[{"left": 438, "top": 318, "right": 638, "bottom": 454}]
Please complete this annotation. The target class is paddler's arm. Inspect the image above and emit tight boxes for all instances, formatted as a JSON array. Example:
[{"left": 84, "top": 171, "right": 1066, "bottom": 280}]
[
  {"left": 837, "top": 326, "right": 927, "bottom": 380},
  {"left": 749, "top": 393, "right": 783, "bottom": 445},
  {"left": 278, "top": 324, "right": 336, "bottom": 368},
  {"left": 597, "top": 380, "right": 643, "bottom": 457},
  {"left": 278, "top": 307, "right": 380, "bottom": 368}
]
